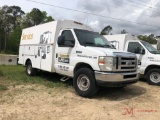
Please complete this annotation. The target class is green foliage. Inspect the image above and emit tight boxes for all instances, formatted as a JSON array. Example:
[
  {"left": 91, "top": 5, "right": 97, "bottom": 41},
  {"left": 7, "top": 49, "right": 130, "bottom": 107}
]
[
  {"left": 0, "top": 5, "right": 25, "bottom": 53},
  {"left": 0, "top": 5, "right": 54, "bottom": 54},
  {"left": 22, "top": 8, "right": 54, "bottom": 28},
  {"left": 7, "top": 6, "right": 25, "bottom": 29},
  {"left": 0, "top": 65, "right": 71, "bottom": 88},
  {"left": 0, "top": 85, "right": 8, "bottom": 91},
  {"left": 121, "top": 29, "right": 127, "bottom": 34},
  {"left": 7, "top": 26, "right": 22, "bottom": 54},
  {"left": 28, "top": 8, "right": 44, "bottom": 26},
  {"left": 100, "top": 25, "right": 112, "bottom": 35},
  {"left": 138, "top": 34, "right": 157, "bottom": 44},
  {"left": 0, "top": 70, "right": 4, "bottom": 77},
  {"left": 42, "top": 11, "right": 54, "bottom": 23}
]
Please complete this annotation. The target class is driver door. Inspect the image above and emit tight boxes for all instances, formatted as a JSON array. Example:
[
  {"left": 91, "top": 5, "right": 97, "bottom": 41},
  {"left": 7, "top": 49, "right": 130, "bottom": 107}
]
[
  {"left": 127, "top": 42, "right": 147, "bottom": 70},
  {"left": 54, "top": 29, "right": 76, "bottom": 76}
]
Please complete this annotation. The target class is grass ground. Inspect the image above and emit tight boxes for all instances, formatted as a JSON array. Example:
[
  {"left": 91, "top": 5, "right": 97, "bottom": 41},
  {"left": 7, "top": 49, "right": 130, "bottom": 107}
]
[
  {"left": 0, "top": 65, "right": 160, "bottom": 120},
  {"left": 0, "top": 65, "right": 72, "bottom": 90}
]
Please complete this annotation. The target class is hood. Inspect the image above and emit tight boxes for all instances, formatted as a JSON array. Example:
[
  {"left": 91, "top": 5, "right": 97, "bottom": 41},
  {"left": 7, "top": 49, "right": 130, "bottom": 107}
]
[{"left": 86, "top": 47, "right": 135, "bottom": 57}]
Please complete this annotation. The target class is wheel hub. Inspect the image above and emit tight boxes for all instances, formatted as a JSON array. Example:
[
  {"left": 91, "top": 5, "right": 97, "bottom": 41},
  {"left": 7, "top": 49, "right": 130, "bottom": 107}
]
[
  {"left": 150, "top": 72, "right": 160, "bottom": 83},
  {"left": 27, "top": 65, "right": 32, "bottom": 75},
  {"left": 77, "top": 74, "right": 90, "bottom": 91}
]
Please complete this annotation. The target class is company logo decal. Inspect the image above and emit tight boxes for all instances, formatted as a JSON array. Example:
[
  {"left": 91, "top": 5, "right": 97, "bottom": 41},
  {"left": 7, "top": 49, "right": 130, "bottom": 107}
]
[
  {"left": 58, "top": 54, "right": 70, "bottom": 63},
  {"left": 22, "top": 33, "right": 33, "bottom": 40},
  {"left": 126, "top": 61, "right": 132, "bottom": 66}
]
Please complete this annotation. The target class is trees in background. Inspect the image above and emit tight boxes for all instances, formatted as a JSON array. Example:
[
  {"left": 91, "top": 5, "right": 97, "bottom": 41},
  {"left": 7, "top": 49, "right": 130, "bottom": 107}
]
[
  {"left": 0, "top": 5, "right": 159, "bottom": 54},
  {"left": 138, "top": 34, "right": 157, "bottom": 44},
  {"left": 121, "top": 29, "right": 127, "bottom": 34},
  {"left": 0, "top": 5, "right": 54, "bottom": 54},
  {"left": 22, "top": 8, "right": 54, "bottom": 28},
  {"left": 100, "top": 26, "right": 158, "bottom": 44},
  {"left": 8, "top": 6, "right": 25, "bottom": 29},
  {"left": 100, "top": 25, "right": 112, "bottom": 35},
  {"left": 0, "top": 5, "right": 24, "bottom": 53}
]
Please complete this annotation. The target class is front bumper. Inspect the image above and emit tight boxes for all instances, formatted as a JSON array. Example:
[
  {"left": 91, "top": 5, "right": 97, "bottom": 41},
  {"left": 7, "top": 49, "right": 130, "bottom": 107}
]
[{"left": 95, "top": 71, "right": 139, "bottom": 87}]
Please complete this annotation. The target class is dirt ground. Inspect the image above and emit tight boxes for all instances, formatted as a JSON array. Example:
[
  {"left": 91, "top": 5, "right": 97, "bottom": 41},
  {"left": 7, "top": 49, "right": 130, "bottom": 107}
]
[{"left": 0, "top": 79, "right": 160, "bottom": 120}]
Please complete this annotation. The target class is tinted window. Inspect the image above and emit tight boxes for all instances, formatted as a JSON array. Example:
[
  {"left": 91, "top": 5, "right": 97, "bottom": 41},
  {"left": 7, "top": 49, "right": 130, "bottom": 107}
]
[
  {"left": 74, "top": 29, "right": 113, "bottom": 48},
  {"left": 141, "top": 41, "right": 160, "bottom": 54},
  {"left": 128, "top": 42, "right": 143, "bottom": 54},
  {"left": 61, "top": 30, "right": 75, "bottom": 46}
]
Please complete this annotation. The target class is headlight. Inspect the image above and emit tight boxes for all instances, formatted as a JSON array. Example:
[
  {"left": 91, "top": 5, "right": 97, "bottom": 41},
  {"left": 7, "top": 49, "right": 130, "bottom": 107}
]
[{"left": 98, "top": 56, "right": 113, "bottom": 71}]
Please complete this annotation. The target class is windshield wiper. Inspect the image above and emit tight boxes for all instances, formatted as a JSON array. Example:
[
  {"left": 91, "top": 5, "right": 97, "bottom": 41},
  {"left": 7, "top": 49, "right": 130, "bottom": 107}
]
[
  {"left": 151, "top": 51, "right": 159, "bottom": 54},
  {"left": 82, "top": 42, "right": 112, "bottom": 48},
  {"left": 82, "top": 42, "right": 95, "bottom": 47},
  {"left": 96, "top": 44, "right": 113, "bottom": 48},
  {"left": 103, "top": 44, "right": 112, "bottom": 48}
]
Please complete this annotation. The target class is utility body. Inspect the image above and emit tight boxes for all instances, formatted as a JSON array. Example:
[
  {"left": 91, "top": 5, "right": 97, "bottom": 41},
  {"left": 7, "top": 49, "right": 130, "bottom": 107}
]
[
  {"left": 18, "top": 20, "right": 139, "bottom": 97},
  {"left": 104, "top": 34, "right": 160, "bottom": 85}
]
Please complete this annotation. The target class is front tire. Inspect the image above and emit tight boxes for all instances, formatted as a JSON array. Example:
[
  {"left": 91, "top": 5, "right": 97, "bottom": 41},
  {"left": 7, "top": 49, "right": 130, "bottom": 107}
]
[
  {"left": 146, "top": 68, "right": 160, "bottom": 86},
  {"left": 26, "top": 61, "right": 36, "bottom": 76},
  {"left": 73, "top": 68, "right": 99, "bottom": 97}
]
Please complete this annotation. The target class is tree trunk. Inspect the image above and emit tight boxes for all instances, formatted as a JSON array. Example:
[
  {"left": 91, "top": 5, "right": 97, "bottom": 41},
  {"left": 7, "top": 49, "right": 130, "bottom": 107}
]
[
  {"left": 0, "top": 38, "right": 2, "bottom": 52},
  {"left": 4, "top": 32, "right": 6, "bottom": 52}
]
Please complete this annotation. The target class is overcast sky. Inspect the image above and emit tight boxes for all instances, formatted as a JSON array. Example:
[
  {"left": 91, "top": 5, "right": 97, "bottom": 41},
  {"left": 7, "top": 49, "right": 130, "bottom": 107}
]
[{"left": 0, "top": 0, "right": 160, "bottom": 35}]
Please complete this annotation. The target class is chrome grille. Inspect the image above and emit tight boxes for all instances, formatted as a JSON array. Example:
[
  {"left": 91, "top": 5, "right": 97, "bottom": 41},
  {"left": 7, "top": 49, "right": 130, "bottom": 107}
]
[{"left": 113, "top": 52, "right": 137, "bottom": 72}]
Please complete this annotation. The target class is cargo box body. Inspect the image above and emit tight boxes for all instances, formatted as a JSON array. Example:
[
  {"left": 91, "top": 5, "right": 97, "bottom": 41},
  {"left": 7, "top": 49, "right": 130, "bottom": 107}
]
[{"left": 19, "top": 20, "right": 91, "bottom": 72}]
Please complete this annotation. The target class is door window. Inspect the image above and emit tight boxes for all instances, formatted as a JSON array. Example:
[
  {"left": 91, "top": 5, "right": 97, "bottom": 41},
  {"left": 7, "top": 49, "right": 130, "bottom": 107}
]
[
  {"left": 128, "top": 42, "right": 143, "bottom": 54},
  {"left": 61, "top": 30, "right": 75, "bottom": 46}
]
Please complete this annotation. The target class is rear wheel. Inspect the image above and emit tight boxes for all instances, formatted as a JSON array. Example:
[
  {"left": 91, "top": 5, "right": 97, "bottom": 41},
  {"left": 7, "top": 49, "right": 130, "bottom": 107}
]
[
  {"left": 26, "top": 61, "right": 36, "bottom": 76},
  {"left": 146, "top": 68, "right": 160, "bottom": 85},
  {"left": 73, "top": 68, "right": 99, "bottom": 97}
]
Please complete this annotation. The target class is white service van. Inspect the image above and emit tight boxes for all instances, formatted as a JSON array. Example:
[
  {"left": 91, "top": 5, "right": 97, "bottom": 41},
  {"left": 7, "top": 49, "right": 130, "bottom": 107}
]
[
  {"left": 104, "top": 34, "right": 160, "bottom": 85},
  {"left": 18, "top": 20, "right": 139, "bottom": 97}
]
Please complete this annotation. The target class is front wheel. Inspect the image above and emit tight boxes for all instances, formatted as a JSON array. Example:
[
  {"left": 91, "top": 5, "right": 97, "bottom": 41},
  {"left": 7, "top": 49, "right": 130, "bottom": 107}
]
[
  {"left": 73, "top": 68, "right": 99, "bottom": 97},
  {"left": 146, "top": 68, "right": 160, "bottom": 86}
]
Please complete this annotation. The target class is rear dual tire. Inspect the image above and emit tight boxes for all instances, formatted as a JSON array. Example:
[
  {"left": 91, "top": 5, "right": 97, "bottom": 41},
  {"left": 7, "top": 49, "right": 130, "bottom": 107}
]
[{"left": 26, "top": 61, "right": 36, "bottom": 76}]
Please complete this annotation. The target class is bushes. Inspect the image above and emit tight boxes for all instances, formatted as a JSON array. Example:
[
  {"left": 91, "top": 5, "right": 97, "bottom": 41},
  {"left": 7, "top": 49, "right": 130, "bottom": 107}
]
[{"left": 0, "top": 70, "right": 4, "bottom": 77}]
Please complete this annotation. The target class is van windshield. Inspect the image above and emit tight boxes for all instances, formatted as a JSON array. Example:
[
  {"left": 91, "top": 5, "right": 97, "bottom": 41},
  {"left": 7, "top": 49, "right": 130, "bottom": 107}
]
[
  {"left": 74, "top": 29, "right": 113, "bottom": 48},
  {"left": 141, "top": 41, "right": 160, "bottom": 54}
]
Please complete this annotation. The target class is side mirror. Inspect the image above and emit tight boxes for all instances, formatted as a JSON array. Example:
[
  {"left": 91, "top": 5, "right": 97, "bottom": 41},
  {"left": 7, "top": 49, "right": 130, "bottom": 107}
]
[
  {"left": 57, "top": 35, "right": 65, "bottom": 46},
  {"left": 141, "top": 49, "right": 145, "bottom": 55},
  {"left": 70, "top": 40, "right": 75, "bottom": 45}
]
